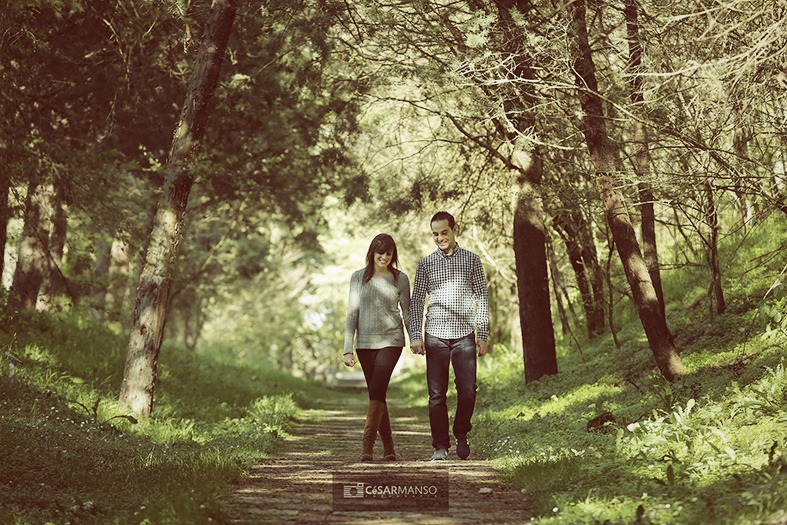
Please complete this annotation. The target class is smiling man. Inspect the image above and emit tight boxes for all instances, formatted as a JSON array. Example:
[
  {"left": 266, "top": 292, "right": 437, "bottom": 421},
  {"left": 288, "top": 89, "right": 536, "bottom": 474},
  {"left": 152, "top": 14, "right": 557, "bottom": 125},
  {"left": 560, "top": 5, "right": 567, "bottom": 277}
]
[{"left": 410, "top": 211, "right": 489, "bottom": 461}]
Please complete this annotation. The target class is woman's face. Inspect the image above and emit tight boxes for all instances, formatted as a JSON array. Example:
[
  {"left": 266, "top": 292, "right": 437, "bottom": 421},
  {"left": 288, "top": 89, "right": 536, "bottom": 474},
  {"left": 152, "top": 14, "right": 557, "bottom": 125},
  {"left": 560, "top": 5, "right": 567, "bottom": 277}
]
[{"left": 374, "top": 250, "right": 393, "bottom": 271}]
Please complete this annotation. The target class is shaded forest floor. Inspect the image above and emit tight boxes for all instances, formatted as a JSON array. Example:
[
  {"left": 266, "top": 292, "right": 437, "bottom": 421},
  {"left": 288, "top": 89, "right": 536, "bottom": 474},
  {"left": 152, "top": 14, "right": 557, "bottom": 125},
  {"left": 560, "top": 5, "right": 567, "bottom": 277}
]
[{"left": 224, "top": 394, "right": 533, "bottom": 524}]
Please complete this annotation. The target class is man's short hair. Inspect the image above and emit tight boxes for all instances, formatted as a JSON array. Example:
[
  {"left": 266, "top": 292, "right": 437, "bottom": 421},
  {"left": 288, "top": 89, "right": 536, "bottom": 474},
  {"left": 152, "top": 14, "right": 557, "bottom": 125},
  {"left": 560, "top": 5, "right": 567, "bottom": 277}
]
[{"left": 430, "top": 211, "right": 455, "bottom": 229}]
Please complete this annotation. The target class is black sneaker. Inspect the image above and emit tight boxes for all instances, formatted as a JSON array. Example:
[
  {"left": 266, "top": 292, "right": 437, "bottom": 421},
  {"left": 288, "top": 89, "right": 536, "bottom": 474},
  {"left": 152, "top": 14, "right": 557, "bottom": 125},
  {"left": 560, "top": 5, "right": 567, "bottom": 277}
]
[{"left": 456, "top": 437, "right": 470, "bottom": 460}]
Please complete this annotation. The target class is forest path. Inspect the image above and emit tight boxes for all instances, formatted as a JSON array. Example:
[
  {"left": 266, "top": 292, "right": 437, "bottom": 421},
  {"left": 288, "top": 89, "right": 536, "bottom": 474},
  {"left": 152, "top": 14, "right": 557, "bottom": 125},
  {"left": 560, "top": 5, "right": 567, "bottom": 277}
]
[{"left": 223, "top": 394, "right": 533, "bottom": 524}]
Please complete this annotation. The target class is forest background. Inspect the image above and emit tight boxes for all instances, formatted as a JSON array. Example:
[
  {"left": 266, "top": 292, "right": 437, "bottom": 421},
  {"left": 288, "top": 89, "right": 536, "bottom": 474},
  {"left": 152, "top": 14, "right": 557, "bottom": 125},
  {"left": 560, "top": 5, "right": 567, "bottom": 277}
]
[{"left": 1, "top": 0, "right": 787, "bottom": 523}]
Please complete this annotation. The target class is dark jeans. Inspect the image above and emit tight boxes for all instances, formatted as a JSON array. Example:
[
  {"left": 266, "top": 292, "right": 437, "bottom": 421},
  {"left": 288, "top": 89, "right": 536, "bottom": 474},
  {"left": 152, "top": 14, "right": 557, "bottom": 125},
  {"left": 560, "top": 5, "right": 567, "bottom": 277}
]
[
  {"left": 425, "top": 333, "right": 477, "bottom": 451},
  {"left": 357, "top": 346, "right": 402, "bottom": 402}
]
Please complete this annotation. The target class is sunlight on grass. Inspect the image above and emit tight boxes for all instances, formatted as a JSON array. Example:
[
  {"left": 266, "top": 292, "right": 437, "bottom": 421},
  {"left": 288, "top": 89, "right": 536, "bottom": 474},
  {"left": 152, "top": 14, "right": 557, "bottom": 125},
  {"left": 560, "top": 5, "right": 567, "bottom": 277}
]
[
  {"left": 0, "top": 310, "right": 347, "bottom": 525},
  {"left": 465, "top": 229, "right": 787, "bottom": 525}
]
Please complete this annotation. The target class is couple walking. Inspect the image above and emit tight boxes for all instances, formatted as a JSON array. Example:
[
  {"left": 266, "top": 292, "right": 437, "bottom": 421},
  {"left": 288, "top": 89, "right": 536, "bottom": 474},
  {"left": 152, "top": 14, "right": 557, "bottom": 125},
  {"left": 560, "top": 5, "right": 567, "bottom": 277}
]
[{"left": 342, "top": 211, "right": 490, "bottom": 462}]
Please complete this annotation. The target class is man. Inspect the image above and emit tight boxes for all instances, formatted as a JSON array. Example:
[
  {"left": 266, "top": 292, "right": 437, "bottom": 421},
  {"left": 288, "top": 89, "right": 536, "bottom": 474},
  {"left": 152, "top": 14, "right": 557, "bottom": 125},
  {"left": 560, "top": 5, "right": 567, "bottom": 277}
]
[{"left": 410, "top": 211, "right": 489, "bottom": 461}]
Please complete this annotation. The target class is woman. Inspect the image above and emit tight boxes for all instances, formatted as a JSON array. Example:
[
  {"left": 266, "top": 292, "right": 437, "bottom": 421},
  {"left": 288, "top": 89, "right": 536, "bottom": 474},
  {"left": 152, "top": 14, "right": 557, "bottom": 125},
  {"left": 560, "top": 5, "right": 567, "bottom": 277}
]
[{"left": 343, "top": 233, "right": 410, "bottom": 462}]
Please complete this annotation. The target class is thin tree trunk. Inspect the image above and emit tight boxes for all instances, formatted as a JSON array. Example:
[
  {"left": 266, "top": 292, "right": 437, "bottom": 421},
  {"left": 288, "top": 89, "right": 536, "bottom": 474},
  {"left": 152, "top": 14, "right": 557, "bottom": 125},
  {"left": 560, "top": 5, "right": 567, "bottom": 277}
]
[
  {"left": 37, "top": 176, "right": 70, "bottom": 311},
  {"left": 569, "top": 0, "right": 685, "bottom": 380},
  {"left": 119, "top": 0, "right": 237, "bottom": 416},
  {"left": 578, "top": 215, "right": 606, "bottom": 335},
  {"left": 106, "top": 237, "right": 131, "bottom": 321},
  {"left": 547, "top": 243, "right": 570, "bottom": 336},
  {"left": 12, "top": 175, "right": 54, "bottom": 310},
  {"left": 0, "top": 173, "right": 9, "bottom": 280},
  {"left": 553, "top": 211, "right": 594, "bottom": 335},
  {"left": 625, "top": 0, "right": 667, "bottom": 324},
  {"left": 90, "top": 237, "right": 113, "bottom": 319},
  {"left": 512, "top": 143, "right": 558, "bottom": 383},
  {"left": 705, "top": 182, "right": 726, "bottom": 318},
  {"left": 553, "top": 209, "right": 605, "bottom": 338},
  {"left": 604, "top": 232, "right": 621, "bottom": 349}
]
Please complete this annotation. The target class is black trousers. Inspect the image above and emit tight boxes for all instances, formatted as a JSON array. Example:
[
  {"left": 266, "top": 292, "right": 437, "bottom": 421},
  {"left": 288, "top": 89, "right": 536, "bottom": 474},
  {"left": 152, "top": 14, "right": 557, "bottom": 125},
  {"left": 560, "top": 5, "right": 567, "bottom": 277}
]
[{"left": 357, "top": 346, "right": 402, "bottom": 401}]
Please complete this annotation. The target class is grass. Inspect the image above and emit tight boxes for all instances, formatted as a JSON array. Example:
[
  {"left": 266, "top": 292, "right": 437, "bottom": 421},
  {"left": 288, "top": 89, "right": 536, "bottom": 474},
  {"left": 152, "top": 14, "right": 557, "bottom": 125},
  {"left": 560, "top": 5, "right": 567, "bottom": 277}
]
[
  {"left": 2, "top": 304, "right": 785, "bottom": 525},
  {"left": 457, "top": 241, "right": 787, "bottom": 523},
  {"left": 1, "top": 216, "right": 785, "bottom": 524},
  {"left": 0, "top": 308, "right": 342, "bottom": 525}
]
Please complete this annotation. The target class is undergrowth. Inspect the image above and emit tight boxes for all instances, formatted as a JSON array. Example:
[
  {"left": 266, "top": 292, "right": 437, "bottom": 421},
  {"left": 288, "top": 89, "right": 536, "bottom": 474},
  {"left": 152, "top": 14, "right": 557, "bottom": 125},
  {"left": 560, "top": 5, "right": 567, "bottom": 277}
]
[
  {"left": 467, "top": 237, "right": 787, "bottom": 524},
  {"left": 0, "top": 309, "right": 332, "bottom": 525}
]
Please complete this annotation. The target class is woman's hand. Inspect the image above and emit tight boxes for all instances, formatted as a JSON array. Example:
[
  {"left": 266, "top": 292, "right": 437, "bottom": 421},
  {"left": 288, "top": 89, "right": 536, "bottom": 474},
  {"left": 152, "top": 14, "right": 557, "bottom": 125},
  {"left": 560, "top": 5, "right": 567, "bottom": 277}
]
[{"left": 343, "top": 353, "right": 356, "bottom": 367}]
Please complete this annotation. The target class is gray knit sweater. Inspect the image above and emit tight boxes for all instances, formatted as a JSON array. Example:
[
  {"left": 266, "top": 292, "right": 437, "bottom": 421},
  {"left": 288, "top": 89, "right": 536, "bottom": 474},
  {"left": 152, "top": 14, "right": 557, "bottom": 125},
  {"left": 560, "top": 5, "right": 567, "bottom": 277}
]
[{"left": 343, "top": 269, "right": 411, "bottom": 354}]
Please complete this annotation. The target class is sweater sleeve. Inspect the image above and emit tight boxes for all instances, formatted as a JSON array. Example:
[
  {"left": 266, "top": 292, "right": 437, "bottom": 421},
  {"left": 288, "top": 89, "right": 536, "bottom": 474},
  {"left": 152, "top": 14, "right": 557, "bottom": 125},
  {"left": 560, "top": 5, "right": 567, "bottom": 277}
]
[
  {"left": 410, "top": 259, "right": 427, "bottom": 342},
  {"left": 343, "top": 271, "right": 361, "bottom": 355},
  {"left": 398, "top": 271, "right": 411, "bottom": 341}
]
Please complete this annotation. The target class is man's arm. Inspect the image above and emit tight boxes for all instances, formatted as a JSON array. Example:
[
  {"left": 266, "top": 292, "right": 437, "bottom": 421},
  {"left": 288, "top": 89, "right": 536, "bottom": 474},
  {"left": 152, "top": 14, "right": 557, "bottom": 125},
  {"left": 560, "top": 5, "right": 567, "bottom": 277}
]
[{"left": 471, "top": 254, "right": 489, "bottom": 352}]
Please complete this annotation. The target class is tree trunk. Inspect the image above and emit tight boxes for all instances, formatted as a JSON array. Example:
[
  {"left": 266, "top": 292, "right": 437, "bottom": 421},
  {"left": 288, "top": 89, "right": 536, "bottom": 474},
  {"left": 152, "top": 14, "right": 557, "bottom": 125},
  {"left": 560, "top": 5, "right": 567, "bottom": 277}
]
[
  {"left": 705, "top": 183, "right": 726, "bottom": 319},
  {"left": 553, "top": 209, "right": 605, "bottom": 338},
  {"left": 489, "top": 0, "right": 558, "bottom": 382},
  {"left": 547, "top": 244, "right": 570, "bottom": 336},
  {"left": 569, "top": 0, "right": 685, "bottom": 380},
  {"left": 119, "top": 0, "right": 237, "bottom": 416},
  {"left": 106, "top": 237, "right": 132, "bottom": 321},
  {"left": 512, "top": 144, "right": 558, "bottom": 383},
  {"left": 11, "top": 175, "right": 54, "bottom": 310},
  {"left": 37, "top": 176, "right": 70, "bottom": 311},
  {"left": 0, "top": 173, "right": 9, "bottom": 281},
  {"left": 625, "top": 0, "right": 668, "bottom": 324},
  {"left": 89, "top": 237, "right": 113, "bottom": 319}
]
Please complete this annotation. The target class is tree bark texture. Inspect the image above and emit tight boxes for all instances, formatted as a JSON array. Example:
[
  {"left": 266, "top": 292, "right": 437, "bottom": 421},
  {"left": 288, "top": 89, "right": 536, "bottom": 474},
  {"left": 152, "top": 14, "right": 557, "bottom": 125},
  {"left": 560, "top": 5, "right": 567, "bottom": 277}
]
[
  {"left": 569, "top": 0, "right": 685, "bottom": 380},
  {"left": 119, "top": 0, "right": 237, "bottom": 416},
  {"left": 548, "top": 246, "right": 571, "bottom": 336},
  {"left": 37, "top": 176, "right": 70, "bottom": 310},
  {"left": 553, "top": 209, "right": 605, "bottom": 338},
  {"left": 705, "top": 183, "right": 726, "bottom": 319},
  {"left": 11, "top": 176, "right": 54, "bottom": 310},
  {"left": 625, "top": 0, "right": 667, "bottom": 323},
  {"left": 0, "top": 173, "right": 9, "bottom": 280},
  {"left": 492, "top": 0, "right": 558, "bottom": 382},
  {"left": 512, "top": 145, "right": 558, "bottom": 383}
]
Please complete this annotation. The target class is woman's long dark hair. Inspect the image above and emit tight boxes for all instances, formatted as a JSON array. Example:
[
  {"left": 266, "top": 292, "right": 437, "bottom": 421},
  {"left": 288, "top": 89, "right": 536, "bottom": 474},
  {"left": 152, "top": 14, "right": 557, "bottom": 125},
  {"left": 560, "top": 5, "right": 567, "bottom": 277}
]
[{"left": 362, "top": 233, "right": 400, "bottom": 284}]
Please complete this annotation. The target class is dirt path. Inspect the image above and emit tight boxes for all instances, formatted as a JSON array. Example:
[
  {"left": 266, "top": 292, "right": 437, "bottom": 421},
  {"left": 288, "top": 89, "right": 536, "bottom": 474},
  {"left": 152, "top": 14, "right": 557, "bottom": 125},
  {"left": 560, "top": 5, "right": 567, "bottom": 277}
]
[{"left": 224, "top": 396, "right": 533, "bottom": 524}]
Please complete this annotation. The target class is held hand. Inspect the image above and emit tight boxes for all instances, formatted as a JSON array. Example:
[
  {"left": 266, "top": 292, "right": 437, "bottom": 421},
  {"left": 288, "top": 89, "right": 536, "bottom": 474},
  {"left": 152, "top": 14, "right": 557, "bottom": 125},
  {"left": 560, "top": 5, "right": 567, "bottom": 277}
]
[
  {"left": 476, "top": 340, "right": 489, "bottom": 356},
  {"left": 411, "top": 342, "right": 425, "bottom": 356},
  {"left": 343, "top": 353, "right": 356, "bottom": 367}
]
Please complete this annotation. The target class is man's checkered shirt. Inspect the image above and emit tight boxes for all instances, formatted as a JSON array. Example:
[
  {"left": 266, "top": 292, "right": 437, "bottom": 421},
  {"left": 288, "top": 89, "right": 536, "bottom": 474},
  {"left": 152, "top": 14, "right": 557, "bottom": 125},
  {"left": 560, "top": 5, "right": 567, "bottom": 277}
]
[{"left": 410, "top": 244, "right": 489, "bottom": 341}]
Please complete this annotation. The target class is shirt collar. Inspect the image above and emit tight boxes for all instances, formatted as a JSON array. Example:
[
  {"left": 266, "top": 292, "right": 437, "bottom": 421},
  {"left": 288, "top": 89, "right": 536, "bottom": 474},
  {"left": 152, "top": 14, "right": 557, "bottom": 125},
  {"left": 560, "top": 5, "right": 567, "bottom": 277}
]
[{"left": 436, "top": 242, "right": 461, "bottom": 259}]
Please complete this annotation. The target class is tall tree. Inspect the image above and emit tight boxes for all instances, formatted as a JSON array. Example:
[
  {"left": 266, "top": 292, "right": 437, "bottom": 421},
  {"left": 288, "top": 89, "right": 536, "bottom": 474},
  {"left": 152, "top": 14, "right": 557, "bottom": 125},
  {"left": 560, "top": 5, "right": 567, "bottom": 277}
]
[
  {"left": 119, "top": 0, "right": 237, "bottom": 416},
  {"left": 567, "top": 0, "right": 685, "bottom": 380},
  {"left": 624, "top": 0, "right": 667, "bottom": 323},
  {"left": 511, "top": 141, "right": 558, "bottom": 382},
  {"left": 552, "top": 206, "right": 605, "bottom": 338},
  {"left": 704, "top": 182, "right": 726, "bottom": 319},
  {"left": 0, "top": 172, "right": 9, "bottom": 280},
  {"left": 492, "top": 0, "right": 558, "bottom": 381},
  {"left": 11, "top": 174, "right": 54, "bottom": 310},
  {"left": 37, "top": 175, "right": 71, "bottom": 310}
]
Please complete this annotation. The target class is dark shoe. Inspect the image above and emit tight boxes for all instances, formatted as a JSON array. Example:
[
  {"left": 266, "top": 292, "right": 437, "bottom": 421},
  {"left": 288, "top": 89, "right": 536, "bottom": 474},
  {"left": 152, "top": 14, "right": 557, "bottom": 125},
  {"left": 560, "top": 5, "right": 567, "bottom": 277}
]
[
  {"left": 361, "top": 400, "right": 385, "bottom": 462},
  {"left": 430, "top": 448, "right": 448, "bottom": 461},
  {"left": 456, "top": 437, "right": 470, "bottom": 460},
  {"left": 379, "top": 403, "right": 397, "bottom": 461}
]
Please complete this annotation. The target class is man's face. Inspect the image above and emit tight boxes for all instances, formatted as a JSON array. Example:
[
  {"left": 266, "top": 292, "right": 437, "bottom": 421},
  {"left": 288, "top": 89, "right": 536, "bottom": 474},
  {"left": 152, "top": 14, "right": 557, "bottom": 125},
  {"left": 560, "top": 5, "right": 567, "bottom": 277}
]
[{"left": 431, "top": 219, "right": 457, "bottom": 254}]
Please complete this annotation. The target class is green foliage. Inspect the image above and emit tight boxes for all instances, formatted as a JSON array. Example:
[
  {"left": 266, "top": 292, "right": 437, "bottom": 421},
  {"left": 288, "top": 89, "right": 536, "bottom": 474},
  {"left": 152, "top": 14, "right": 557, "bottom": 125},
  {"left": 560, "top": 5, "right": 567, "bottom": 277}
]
[
  {"left": 459, "top": 255, "right": 787, "bottom": 525},
  {"left": 0, "top": 310, "right": 335, "bottom": 524},
  {"left": 757, "top": 280, "right": 787, "bottom": 345}
]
